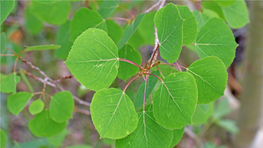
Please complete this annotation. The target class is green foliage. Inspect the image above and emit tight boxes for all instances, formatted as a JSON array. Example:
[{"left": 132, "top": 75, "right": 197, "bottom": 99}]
[
  {"left": 192, "top": 103, "right": 214, "bottom": 125},
  {"left": 25, "top": 44, "right": 61, "bottom": 51},
  {"left": 30, "top": 1, "right": 70, "bottom": 25},
  {"left": 201, "top": 1, "right": 226, "bottom": 20},
  {"left": 20, "top": 69, "right": 34, "bottom": 93},
  {"left": 0, "top": 33, "right": 6, "bottom": 52},
  {"left": 187, "top": 56, "right": 228, "bottom": 104},
  {"left": 47, "top": 129, "right": 69, "bottom": 147},
  {"left": 154, "top": 4, "right": 183, "bottom": 63},
  {"left": 118, "top": 44, "right": 142, "bottom": 81},
  {"left": 90, "top": 88, "right": 138, "bottom": 139},
  {"left": 215, "top": 119, "right": 238, "bottom": 134},
  {"left": 29, "top": 99, "right": 45, "bottom": 115},
  {"left": 8, "top": 92, "right": 33, "bottom": 116},
  {"left": 0, "top": 0, "right": 14, "bottom": 25},
  {"left": 65, "top": 28, "right": 119, "bottom": 91},
  {"left": 70, "top": 8, "right": 106, "bottom": 41},
  {"left": 29, "top": 110, "right": 67, "bottom": 137},
  {"left": 117, "top": 13, "right": 145, "bottom": 49},
  {"left": 192, "top": 10, "right": 210, "bottom": 30},
  {"left": 195, "top": 18, "right": 238, "bottom": 68},
  {"left": 0, "top": 129, "right": 7, "bottom": 148},
  {"left": 55, "top": 20, "right": 73, "bottom": 60},
  {"left": 115, "top": 111, "right": 173, "bottom": 148},
  {"left": 153, "top": 72, "right": 198, "bottom": 129},
  {"left": 0, "top": 73, "right": 20, "bottom": 93},
  {"left": 24, "top": 7, "right": 43, "bottom": 35},
  {"left": 67, "top": 145, "right": 93, "bottom": 148},
  {"left": 106, "top": 20, "right": 123, "bottom": 44},
  {"left": 50, "top": 91, "right": 74, "bottom": 123},
  {"left": 171, "top": 127, "right": 185, "bottom": 147},
  {"left": 221, "top": 0, "right": 249, "bottom": 29},
  {"left": 214, "top": 0, "right": 236, "bottom": 7},
  {"left": 98, "top": 0, "right": 119, "bottom": 19}
]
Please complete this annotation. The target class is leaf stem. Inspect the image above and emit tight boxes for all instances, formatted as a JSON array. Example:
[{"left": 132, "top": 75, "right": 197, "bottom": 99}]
[
  {"left": 118, "top": 58, "right": 145, "bottom": 70},
  {"left": 106, "top": 17, "right": 130, "bottom": 22},
  {"left": 176, "top": 61, "right": 182, "bottom": 72},
  {"left": 123, "top": 75, "right": 140, "bottom": 92},
  {"left": 144, "top": 73, "right": 163, "bottom": 82},
  {"left": 0, "top": 54, "right": 15, "bottom": 56},
  {"left": 143, "top": 75, "right": 148, "bottom": 111},
  {"left": 118, "top": 5, "right": 134, "bottom": 18}
]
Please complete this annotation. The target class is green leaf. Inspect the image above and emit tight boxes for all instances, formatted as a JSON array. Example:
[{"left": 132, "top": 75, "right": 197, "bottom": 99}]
[
  {"left": 118, "top": 44, "right": 141, "bottom": 81},
  {"left": 20, "top": 69, "right": 34, "bottom": 93},
  {"left": 128, "top": 29, "right": 145, "bottom": 49},
  {"left": 177, "top": 5, "right": 197, "bottom": 45},
  {"left": 29, "top": 99, "right": 45, "bottom": 115},
  {"left": 102, "top": 138, "right": 115, "bottom": 145},
  {"left": 133, "top": 71, "right": 160, "bottom": 111},
  {"left": 187, "top": 56, "right": 228, "bottom": 104},
  {"left": 192, "top": 10, "right": 210, "bottom": 31},
  {"left": 34, "top": 0, "right": 59, "bottom": 4},
  {"left": 195, "top": 18, "right": 238, "bottom": 68},
  {"left": 214, "top": 0, "right": 236, "bottom": 7},
  {"left": 154, "top": 3, "right": 183, "bottom": 63},
  {"left": 0, "top": 73, "right": 20, "bottom": 93},
  {"left": 153, "top": 72, "right": 198, "bottom": 129},
  {"left": 98, "top": 0, "right": 119, "bottom": 19},
  {"left": 0, "top": 33, "right": 6, "bottom": 52},
  {"left": 192, "top": 102, "right": 214, "bottom": 125},
  {"left": 25, "top": 44, "right": 61, "bottom": 51},
  {"left": 30, "top": 1, "right": 70, "bottom": 25},
  {"left": 221, "top": 0, "right": 249, "bottom": 29},
  {"left": 213, "top": 97, "right": 231, "bottom": 119},
  {"left": 0, "top": 0, "right": 14, "bottom": 25},
  {"left": 65, "top": 28, "right": 119, "bottom": 91},
  {"left": 24, "top": 7, "right": 43, "bottom": 35},
  {"left": 215, "top": 119, "right": 238, "bottom": 134},
  {"left": 90, "top": 88, "right": 138, "bottom": 139},
  {"left": 50, "top": 91, "right": 74, "bottom": 123},
  {"left": 0, "top": 129, "right": 7, "bottom": 148},
  {"left": 170, "top": 127, "right": 185, "bottom": 147},
  {"left": 47, "top": 129, "right": 69, "bottom": 147},
  {"left": 67, "top": 145, "right": 93, "bottom": 148},
  {"left": 1, "top": 42, "right": 23, "bottom": 65},
  {"left": 202, "top": 9, "right": 220, "bottom": 18},
  {"left": 29, "top": 110, "right": 67, "bottom": 137},
  {"left": 152, "top": 63, "right": 179, "bottom": 79},
  {"left": 106, "top": 20, "right": 123, "bottom": 44},
  {"left": 117, "top": 13, "right": 145, "bottom": 49},
  {"left": 115, "top": 111, "right": 173, "bottom": 148},
  {"left": 13, "top": 138, "right": 49, "bottom": 148},
  {"left": 70, "top": 8, "right": 107, "bottom": 41},
  {"left": 8, "top": 92, "right": 33, "bottom": 116},
  {"left": 199, "top": 104, "right": 209, "bottom": 112},
  {"left": 55, "top": 20, "right": 73, "bottom": 59},
  {"left": 201, "top": 1, "right": 225, "bottom": 20}
]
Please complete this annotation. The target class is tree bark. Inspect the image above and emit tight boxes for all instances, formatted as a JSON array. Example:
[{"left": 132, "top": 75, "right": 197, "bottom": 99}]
[{"left": 234, "top": 1, "right": 263, "bottom": 148}]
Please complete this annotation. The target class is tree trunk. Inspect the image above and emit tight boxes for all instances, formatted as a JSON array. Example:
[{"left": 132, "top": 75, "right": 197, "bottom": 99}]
[{"left": 234, "top": 1, "right": 263, "bottom": 148}]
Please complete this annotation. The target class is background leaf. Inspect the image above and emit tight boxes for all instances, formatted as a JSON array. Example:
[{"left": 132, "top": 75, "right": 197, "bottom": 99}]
[
  {"left": 29, "top": 99, "right": 45, "bottom": 115},
  {"left": 187, "top": 56, "right": 228, "bottom": 104},
  {"left": 118, "top": 44, "right": 142, "bottom": 81},
  {"left": 0, "top": 73, "right": 20, "bottom": 93},
  {"left": 170, "top": 127, "right": 185, "bottom": 147},
  {"left": 192, "top": 102, "right": 214, "bottom": 125},
  {"left": 65, "top": 28, "right": 119, "bottom": 91},
  {"left": 90, "top": 88, "right": 138, "bottom": 139},
  {"left": 8, "top": 92, "right": 32, "bottom": 116},
  {"left": 24, "top": 7, "right": 43, "bottom": 35},
  {"left": 106, "top": 20, "right": 123, "bottom": 44},
  {"left": 0, "top": 0, "right": 14, "bottom": 25},
  {"left": 215, "top": 119, "right": 238, "bottom": 134},
  {"left": 0, "top": 129, "right": 7, "bottom": 148},
  {"left": 29, "top": 110, "right": 67, "bottom": 137},
  {"left": 153, "top": 72, "right": 198, "bottom": 129},
  {"left": 98, "top": 0, "right": 119, "bottom": 19},
  {"left": 25, "top": 44, "right": 61, "bottom": 51},
  {"left": 50, "top": 91, "right": 74, "bottom": 123}
]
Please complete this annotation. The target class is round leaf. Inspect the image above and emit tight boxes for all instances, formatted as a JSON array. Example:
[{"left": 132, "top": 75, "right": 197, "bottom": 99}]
[
  {"left": 154, "top": 3, "right": 183, "bottom": 63},
  {"left": 170, "top": 127, "right": 185, "bottom": 147},
  {"left": 90, "top": 88, "right": 138, "bottom": 139},
  {"left": 70, "top": 8, "right": 107, "bottom": 41},
  {"left": 98, "top": 0, "right": 119, "bottom": 19},
  {"left": 29, "top": 99, "right": 45, "bottom": 115},
  {"left": 153, "top": 72, "right": 198, "bottom": 129},
  {"left": 0, "top": 73, "right": 20, "bottom": 93},
  {"left": 187, "top": 56, "right": 228, "bottom": 104},
  {"left": 214, "top": 0, "right": 236, "bottom": 7},
  {"left": 29, "top": 110, "right": 67, "bottom": 137},
  {"left": 195, "top": 18, "right": 238, "bottom": 68},
  {"left": 192, "top": 10, "right": 210, "bottom": 30},
  {"left": 118, "top": 44, "right": 142, "bottom": 81},
  {"left": 0, "top": 0, "right": 14, "bottom": 25},
  {"left": 8, "top": 92, "right": 32, "bottom": 116},
  {"left": 115, "top": 112, "right": 173, "bottom": 148},
  {"left": 50, "top": 91, "right": 74, "bottom": 123},
  {"left": 65, "top": 28, "right": 119, "bottom": 91}
]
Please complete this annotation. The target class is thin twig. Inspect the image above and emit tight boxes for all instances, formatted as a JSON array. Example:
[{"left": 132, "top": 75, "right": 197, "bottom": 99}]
[
  {"left": 176, "top": 61, "right": 182, "bottom": 72},
  {"left": 75, "top": 107, "right": 91, "bottom": 115},
  {"left": 0, "top": 54, "right": 15, "bottom": 56},
  {"left": 143, "top": 75, "right": 148, "bottom": 111},
  {"left": 119, "top": 58, "right": 145, "bottom": 70},
  {"left": 144, "top": 0, "right": 162, "bottom": 13},
  {"left": 118, "top": 5, "right": 134, "bottom": 18},
  {"left": 123, "top": 75, "right": 140, "bottom": 92},
  {"left": 42, "top": 78, "right": 48, "bottom": 92},
  {"left": 144, "top": 73, "right": 163, "bottom": 82},
  {"left": 106, "top": 17, "right": 130, "bottom": 21},
  {"left": 53, "top": 75, "right": 73, "bottom": 83}
]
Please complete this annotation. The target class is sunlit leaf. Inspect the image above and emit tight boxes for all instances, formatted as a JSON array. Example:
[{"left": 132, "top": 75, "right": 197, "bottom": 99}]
[
  {"left": 214, "top": 0, "right": 236, "bottom": 7},
  {"left": 98, "top": 0, "right": 119, "bottom": 19},
  {"left": 170, "top": 127, "right": 185, "bottom": 147},
  {"left": 0, "top": 0, "right": 14, "bottom": 25},
  {"left": 195, "top": 18, "right": 238, "bottom": 67},
  {"left": 29, "top": 110, "right": 67, "bottom": 137},
  {"left": 8, "top": 92, "right": 33, "bottom": 116},
  {"left": 65, "top": 28, "right": 119, "bottom": 91},
  {"left": 29, "top": 99, "right": 44, "bottom": 115},
  {"left": 0, "top": 129, "right": 7, "bottom": 148},
  {"left": 192, "top": 10, "right": 210, "bottom": 31},
  {"left": 25, "top": 44, "right": 61, "bottom": 51},
  {"left": 118, "top": 44, "right": 141, "bottom": 81},
  {"left": 187, "top": 56, "right": 228, "bottom": 104},
  {"left": 117, "top": 13, "right": 145, "bottom": 49},
  {"left": 70, "top": 8, "right": 106, "bottom": 41},
  {"left": 154, "top": 3, "right": 183, "bottom": 63},
  {"left": 153, "top": 72, "right": 198, "bottom": 129},
  {"left": 90, "top": 88, "right": 138, "bottom": 139},
  {"left": 201, "top": 1, "right": 225, "bottom": 20},
  {"left": 50, "top": 91, "right": 74, "bottom": 123}
]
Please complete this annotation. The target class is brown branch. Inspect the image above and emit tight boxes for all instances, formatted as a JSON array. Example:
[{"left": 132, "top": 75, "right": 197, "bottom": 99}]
[
  {"left": 75, "top": 107, "right": 91, "bottom": 116},
  {"left": 53, "top": 75, "right": 73, "bottom": 83}
]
